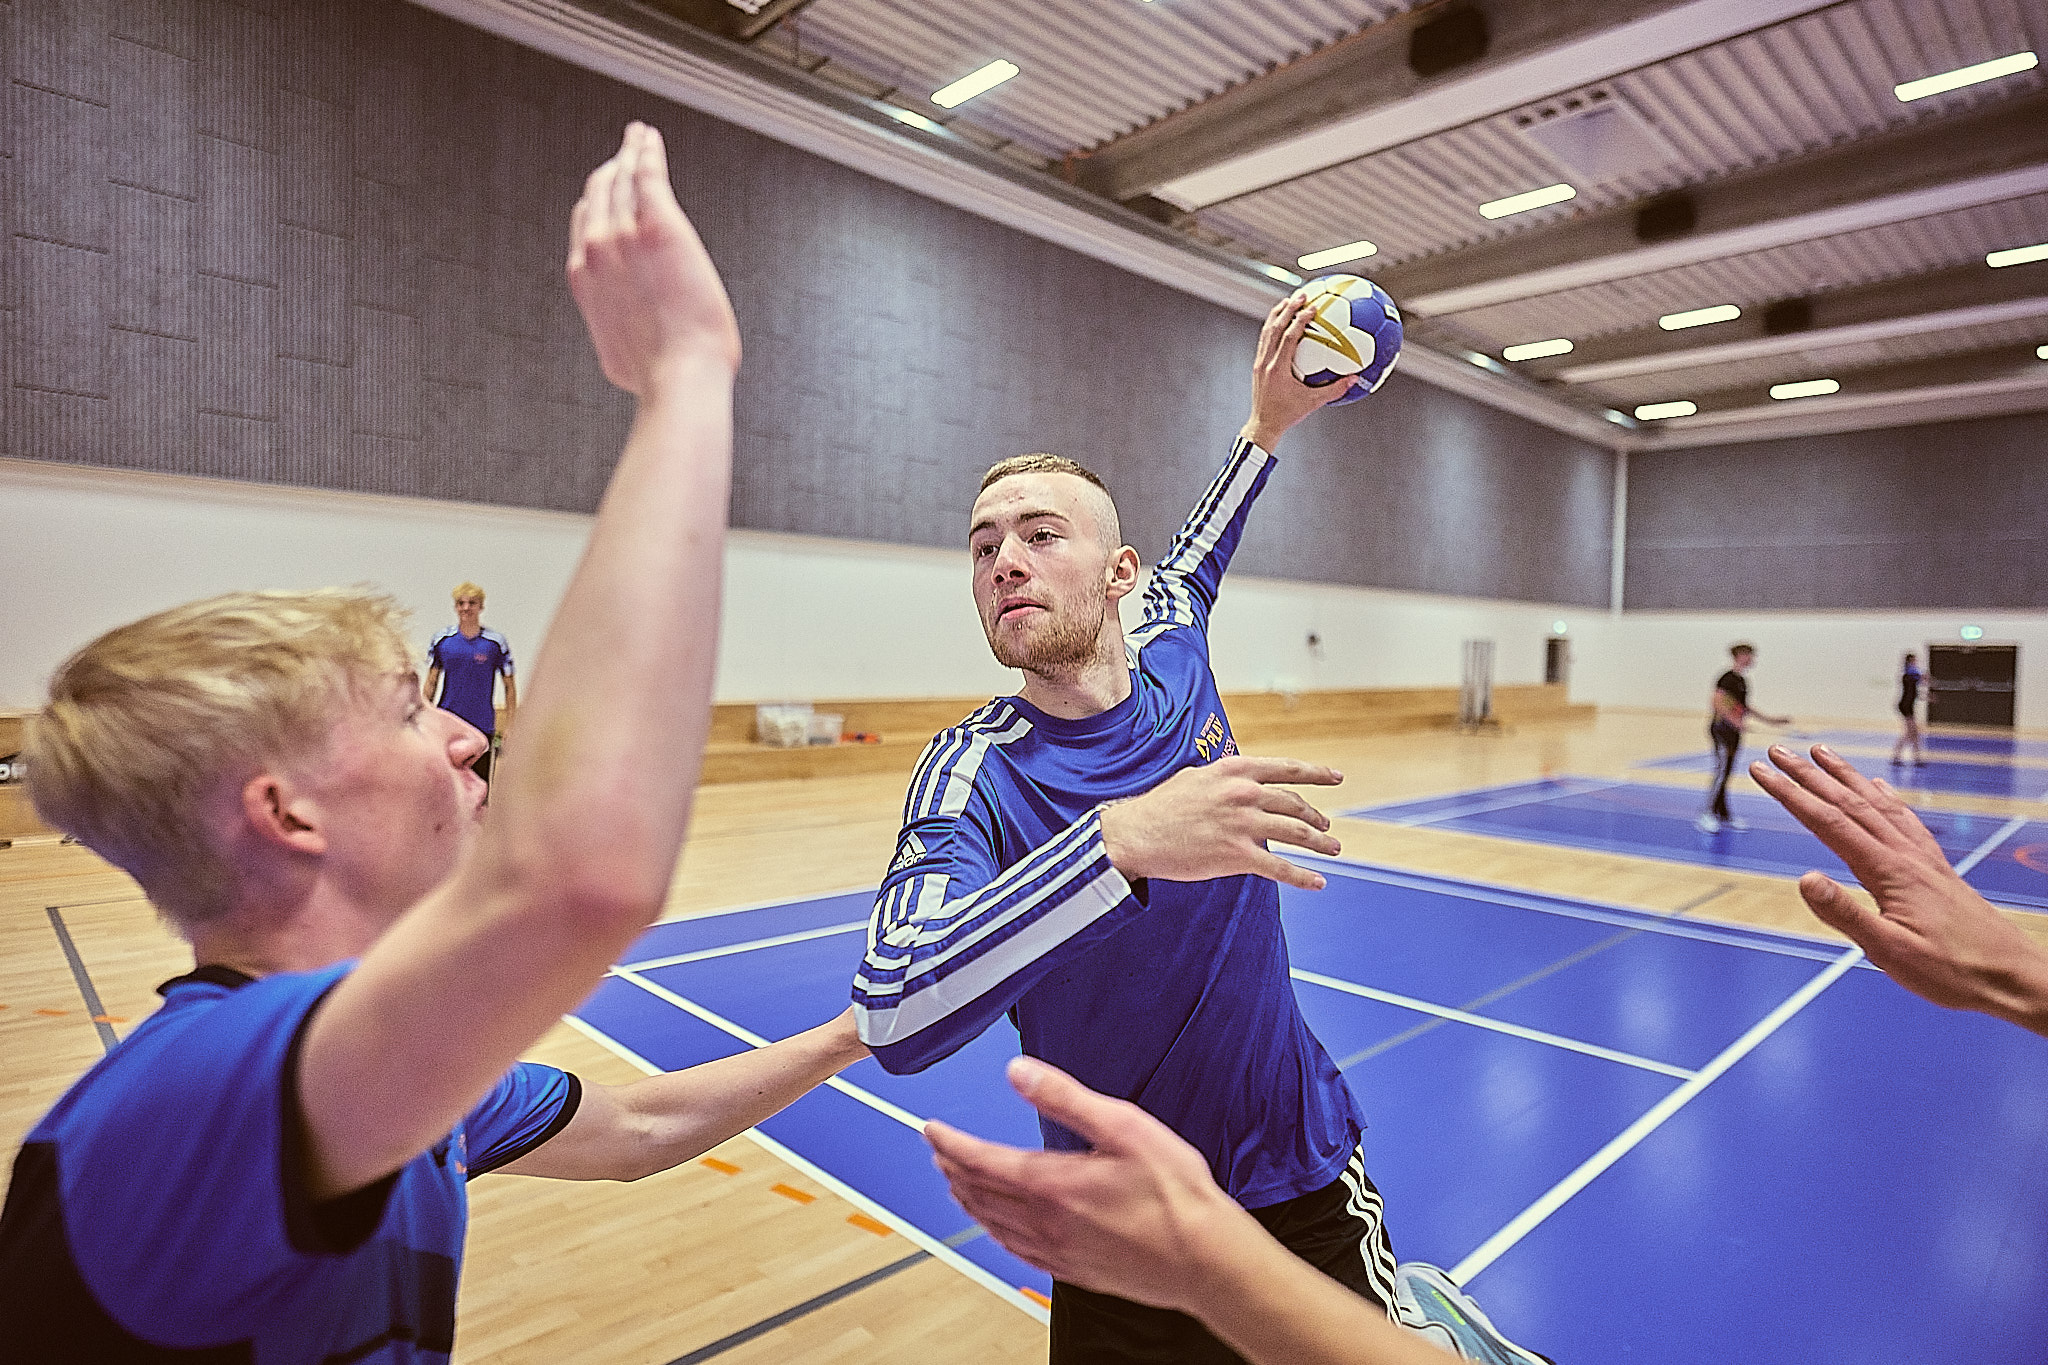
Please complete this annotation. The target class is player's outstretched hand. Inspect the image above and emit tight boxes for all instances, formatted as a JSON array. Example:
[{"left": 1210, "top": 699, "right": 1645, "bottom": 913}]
[
  {"left": 1099, "top": 755, "right": 1341, "bottom": 890},
  {"left": 1751, "top": 744, "right": 2048, "bottom": 1035},
  {"left": 568, "top": 122, "right": 741, "bottom": 395},
  {"left": 1241, "top": 295, "right": 1358, "bottom": 452},
  {"left": 926, "top": 1057, "right": 1256, "bottom": 1313}
]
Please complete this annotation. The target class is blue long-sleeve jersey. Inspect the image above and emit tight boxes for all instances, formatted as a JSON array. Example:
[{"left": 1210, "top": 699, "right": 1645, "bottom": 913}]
[{"left": 853, "top": 437, "right": 1364, "bottom": 1209}]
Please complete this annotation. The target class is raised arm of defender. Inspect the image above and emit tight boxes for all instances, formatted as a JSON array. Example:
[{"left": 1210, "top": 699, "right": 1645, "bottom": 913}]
[{"left": 298, "top": 125, "right": 756, "bottom": 1198}]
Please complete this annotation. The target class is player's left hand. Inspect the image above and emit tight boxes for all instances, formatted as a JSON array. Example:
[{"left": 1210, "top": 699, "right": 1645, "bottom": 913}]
[{"left": 1241, "top": 295, "right": 1356, "bottom": 452}]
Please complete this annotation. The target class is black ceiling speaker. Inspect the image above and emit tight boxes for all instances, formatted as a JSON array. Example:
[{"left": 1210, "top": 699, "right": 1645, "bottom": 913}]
[
  {"left": 1633, "top": 192, "right": 1696, "bottom": 243},
  {"left": 1409, "top": 6, "right": 1489, "bottom": 78},
  {"left": 1762, "top": 298, "right": 1814, "bottom": 334}
]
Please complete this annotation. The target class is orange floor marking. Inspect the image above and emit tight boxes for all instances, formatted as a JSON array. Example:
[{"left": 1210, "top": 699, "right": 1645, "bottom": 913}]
[
  {"left": 770, "top": 1183, "right": 817, "bottom": 1205},
  {"left": 35, "top": 1008, "right": 67, "bottom": 1017},
  {"left": 846, "top": 1213, "right": 892, "bottom": 1236},
  {"left": 698, "top": 1156, "right": 742, "bottom": 1175},
  {"left": 1020, "top": 1287, "right": 1051, "bottom": 1308},
  {"left": 91, "top": 1014, "right": 128, "bottom": 1024}
]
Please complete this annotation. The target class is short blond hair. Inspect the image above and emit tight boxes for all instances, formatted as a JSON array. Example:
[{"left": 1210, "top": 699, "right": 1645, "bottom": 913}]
[
  {"left": 452, "top": 581, "right": 485, "bottom": 603},
  {"left": 978, "top": 455, "right": 1121, "bottom": 548},
  {"left": 27, "top": 590, "right": 412, "bottom": 928}
]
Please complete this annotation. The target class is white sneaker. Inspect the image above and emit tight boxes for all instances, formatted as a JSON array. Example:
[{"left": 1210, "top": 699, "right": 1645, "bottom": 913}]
[
  {"left": 1395, "top": 1263, "right": 1552, "bottom": 1364},
  {"left": 1694, "top": 813, "right": 1721, "bottom": 834},
  {"left": 1724, "top": 815, "right": 1749, "bottom": 831}
]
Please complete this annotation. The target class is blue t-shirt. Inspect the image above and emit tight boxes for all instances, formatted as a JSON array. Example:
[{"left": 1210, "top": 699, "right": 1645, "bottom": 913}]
[
  {"left": 0, "top": 962, "right": 580, "bottom": 1362},
  {"left": 853, "top": 438, "right": 1365, "bottom": 1210},
  {"left": 427, "top": 627, "right": 514, "bottom": 735}
]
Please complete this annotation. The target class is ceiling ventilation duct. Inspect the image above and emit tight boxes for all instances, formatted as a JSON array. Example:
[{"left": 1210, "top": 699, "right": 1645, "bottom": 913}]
[{"left": 1514, "top": 94, "right": 1681, "bottom": 186}]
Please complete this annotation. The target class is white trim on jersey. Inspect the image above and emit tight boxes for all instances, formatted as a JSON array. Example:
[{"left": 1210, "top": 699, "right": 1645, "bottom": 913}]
[{"left": 1131, "top": 437, "right": 1271, "bottom": 648}]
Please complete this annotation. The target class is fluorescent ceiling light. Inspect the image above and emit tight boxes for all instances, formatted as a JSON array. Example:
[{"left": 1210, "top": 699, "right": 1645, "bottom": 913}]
[
  {"left": 1502, "top": 337, "right": 1574, "bottom": 361},
  {"left": 882, "top": 105, "right": 943, "bottom": 134},
  {"left": 932, "top": 60, "right": 1019, "bottom": 109},
  {"left": 1260, "top": 263, "right": 1304, "bottom": 286},
  {"left": 1770, "top": 378, "right": 1840, "bottom": 400},
  {"left": 1297, "top": 240, "right": 1379, "bottom": 270},
  {"left": 1478, "top": 183, "right": 1577, "bottom": 220},
  {"left": 1988, "top": 241, "right": 2048, "bottom": 268},
  {"left": 1894, "top": 51, "right": 2038, "bottom": 102},
  {"left": 1634, "top": 400, "right": 1696, "bottom": 420},
  {"left": 1602, "top": 408, "right": 1636, "bottom": 427},
  {"left": 2038, "top": 343, "right": 2048, "bottom": 360},
  {"left": 1658, "top": 303, "right": 1741, "bottom": 331}
]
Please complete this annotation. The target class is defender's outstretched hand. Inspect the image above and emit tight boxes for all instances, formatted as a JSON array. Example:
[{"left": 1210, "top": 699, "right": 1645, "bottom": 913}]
[
  {"left": 1752, "top": 744, "right": 2048, "bottom": 1035},
  {"left": 568, "top": 122, "right": 741, "bottom": 394},
  {"left": 926, "top": 1060, "right": 1455, "bottom": 1365},
  {"left": 1099, "top": 755, "right": 1343, "bottom": 891},
  {"left": 1241, "top": 295, "right": 1358, "bottom": 452}
]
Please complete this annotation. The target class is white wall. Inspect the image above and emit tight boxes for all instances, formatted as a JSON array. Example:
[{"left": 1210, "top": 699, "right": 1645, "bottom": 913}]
[
  {"left": 1, "top": 458, "right": 1604, "bottom": 711},
  {"left": 1582, "top": 610, "right": 2048, "bottom": 730}
]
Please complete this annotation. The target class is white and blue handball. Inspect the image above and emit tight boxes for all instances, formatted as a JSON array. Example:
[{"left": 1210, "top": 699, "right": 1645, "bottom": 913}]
[{"left": 1288, "top": 275, "right": 1402, "bottom": 406}]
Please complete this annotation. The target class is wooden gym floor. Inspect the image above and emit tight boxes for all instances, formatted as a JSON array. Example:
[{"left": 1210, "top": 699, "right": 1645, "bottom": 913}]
[{"left": 5, "top": 707, "right": 2044, "bottom": 1363}]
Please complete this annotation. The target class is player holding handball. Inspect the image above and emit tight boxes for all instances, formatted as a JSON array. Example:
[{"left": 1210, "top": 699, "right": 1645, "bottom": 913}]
[{"left": 853, "top": 295, "right": 1546, "bottom": 1364}]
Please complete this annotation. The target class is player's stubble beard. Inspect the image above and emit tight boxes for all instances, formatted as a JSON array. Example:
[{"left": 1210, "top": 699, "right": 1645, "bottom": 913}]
[{"left": 986, "top": 594, "right": 1108, "bottom": 679}]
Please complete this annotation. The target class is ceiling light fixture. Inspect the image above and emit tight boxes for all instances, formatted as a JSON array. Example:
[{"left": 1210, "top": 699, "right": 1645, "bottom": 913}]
[
  {"left": 1502, "top": 338, "right": 1573, "bottom": 361},
  {"left": 1988, "top": 241, "right": 2048, "bottom": 268},
  {"left": 932, "top": 60, "right": 1019, "bottom": 109},
  {"left": 1894, "top": 51, "right": 2038, "bottom": 103},
  {"left": 1297, "top": 240, "right": 1380, "bottom": 270},
  {"left": 1658, "top": 303, "right": 1741, "bottom": 331},
  {"left": 1633, "top": 400, "right": 1696, "bottom": 420},
  {"left": 1769, "top": 378, "right": 1840, "bottom": 400},
  {"left": 1260, "top": 263, "right": 1304, "bottom": 286},
  {"left": 882, "top": 105, "right": 943, "bottom": 134},
  {"left": 2038, "top": 344, "right": 2048, "bottom": 360},
  {"left": 1478, "top": 183, "right": 1577, "bottom": 220}
]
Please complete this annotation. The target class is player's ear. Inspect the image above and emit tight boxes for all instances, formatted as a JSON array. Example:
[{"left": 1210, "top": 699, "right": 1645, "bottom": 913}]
[
  {"left": 1105, "top": 545, "right": 1140, "bottom": 601},
  {"left": 240, "top": 771, "right": 327, "bottom": 856}
]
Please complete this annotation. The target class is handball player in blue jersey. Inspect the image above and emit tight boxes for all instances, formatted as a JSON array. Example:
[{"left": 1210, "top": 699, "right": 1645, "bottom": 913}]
[
  {"left": 0, "top": 125, "right": 867, "bottom": 1363},
  {"left": 855, "top": 298, "right": 1530, "bottom": 1363},
  {"left": 425, "top": 582, "right": 516, "bottom": 786}
]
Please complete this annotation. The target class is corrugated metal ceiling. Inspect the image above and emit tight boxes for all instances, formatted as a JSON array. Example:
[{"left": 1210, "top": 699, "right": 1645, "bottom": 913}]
[{"left": 785, "top": 0, "right": 1416, "bottom": 160}]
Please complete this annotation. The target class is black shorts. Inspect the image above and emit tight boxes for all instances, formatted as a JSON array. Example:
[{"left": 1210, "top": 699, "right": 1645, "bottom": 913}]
[{"left": 1048, "top": 1143, "right": 1398, "bottom": 1365}]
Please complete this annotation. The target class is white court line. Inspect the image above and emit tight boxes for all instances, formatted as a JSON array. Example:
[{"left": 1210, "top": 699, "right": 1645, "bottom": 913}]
[
  {"left": 649, "top": 881, "right": 876, "bottom": 926},
  {"left": 608, "top": 967, "right": 927, "bottom": 1131},
  {"left": 622, "top": 920, "right": 867, "bottom": 972},
  {"left": 1448, "top": 945, "right": 1864, "bottom": 1285},
  {"left": 1956, "top": 817, "right": 2030, "bottom": 876},
  {"left": 1300, "top": 855, "right": 1862, "bottom": 965},
  {"left": 555, "top": 1012, "right": 1047, "bottom": 1323},
  {"left": 1290, "top": 968, "right": 1695, "bottom": 1079},
  {"left": 1379, "top": 778, "right": 1622, "bottom": 828}
]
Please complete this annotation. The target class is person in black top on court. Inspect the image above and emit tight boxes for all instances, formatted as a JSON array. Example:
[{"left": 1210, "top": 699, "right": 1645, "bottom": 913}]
[
  {"left": 1891, "top": 652, "right": 1926, "bottom": 767},
  {"left": 1697, "top": 643, "right": 1791, "bottom": 834}
]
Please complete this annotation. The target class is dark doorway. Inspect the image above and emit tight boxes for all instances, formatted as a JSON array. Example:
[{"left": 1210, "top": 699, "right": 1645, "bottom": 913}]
[
  {"left": 1544, "top": 636, "right": 1569, "bottom": 686},
  {"left": 1927, "top": 644, "right": 2018, "bottom": 727}
]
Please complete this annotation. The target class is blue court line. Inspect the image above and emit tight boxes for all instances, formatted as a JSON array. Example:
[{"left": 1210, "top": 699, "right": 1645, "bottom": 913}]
[
  {"left": 1384, "top": 777, "right": 1620, "bottom": 827},
  {"left": 1448, "top": 944, "right": 1865, "bottom": 1283},
  {"left": 623, "top": 920, "right": 869, "bottom": 972}
]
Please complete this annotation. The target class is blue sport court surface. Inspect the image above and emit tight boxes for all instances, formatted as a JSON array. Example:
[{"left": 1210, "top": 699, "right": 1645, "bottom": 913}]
[
  {"left": 1802, "top": 729, "right": 2048, "bottom": 762},
  {"left": 1349, "top": 777, "right": 2048, "bottom": 911},
  {"left": 1634, "top": 747, "right": 2048, "bottom": 800},
  {"left": 571, "top": 867, "right": 2048, "bottom": 1363}
]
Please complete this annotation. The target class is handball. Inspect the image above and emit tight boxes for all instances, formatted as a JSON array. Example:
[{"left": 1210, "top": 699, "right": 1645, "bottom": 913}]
[{"left": 1289, "top": 274, "right": 1402, "bottom": 405}]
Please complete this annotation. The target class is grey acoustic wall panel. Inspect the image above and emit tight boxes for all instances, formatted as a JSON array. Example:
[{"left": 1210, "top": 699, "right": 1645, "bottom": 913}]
[
  {"left": 3, "top": 0, "right": 1614, "bottom": 606},
  {"left": 1626, "top": 410, "right": 2048, "bottom": 609}
]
